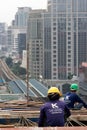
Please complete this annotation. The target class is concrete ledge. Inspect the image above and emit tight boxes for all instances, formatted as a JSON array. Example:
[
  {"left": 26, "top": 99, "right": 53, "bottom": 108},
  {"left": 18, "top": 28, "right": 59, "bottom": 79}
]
[{"left": 0, "top": 127, "right": 86, "bottom": 130}]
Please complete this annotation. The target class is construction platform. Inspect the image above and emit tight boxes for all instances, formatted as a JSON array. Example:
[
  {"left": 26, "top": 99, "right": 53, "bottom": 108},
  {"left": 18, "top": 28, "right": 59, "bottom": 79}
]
[
  {"left": 0, "top": 100, "right": 86, "bottom": 127},
  {"left": 0, "top": 100, "right": 86, "bottom": 118},
  {"left": 0, "top": 108, "right": 87, "bottom": 120}
]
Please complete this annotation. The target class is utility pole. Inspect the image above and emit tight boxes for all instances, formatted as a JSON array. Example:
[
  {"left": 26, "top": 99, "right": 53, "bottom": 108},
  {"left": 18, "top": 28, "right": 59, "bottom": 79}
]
[{"left": 26, "top": 40, "right": 29, "bottom": 106}]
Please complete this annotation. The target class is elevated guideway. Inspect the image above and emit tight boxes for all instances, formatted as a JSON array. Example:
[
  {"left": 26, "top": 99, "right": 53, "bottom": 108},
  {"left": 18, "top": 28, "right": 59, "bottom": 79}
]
[
  {"left": 8, "top": 81, "right": 23, "bottom": 94},
  {"left": 14, "top": 80, "right": 37, "bottom": 97},
  {"left": 8, "top": 80, "right": 38, "bottom": 99},
  {"left": 0, "top": 59, "right": 48, "bottom": 101},
  {"left": 2, "top": 78, "right": 45, "bottom": 101},
  {"left": 79, "top": 82, "right": 87, "bottom": 92},
  {"left": 79, "top": 81, "right": 87, "bottom": 103},
  {"left": 8, "top": 79, "right": 48, "bottom": 99},
  {"left": 8, "top": 78, "right": 48, "bottom": 99},
  {"left": 78, "top": 62, "right": 87, "bottom": 103},
  {"left": 0, "top": 59, "right": 40, "bottom": 100},
  {"left": 29, "top": 79, "right": 48, "bottom": 97},
  {"left": 0, "top": 59, "right": 18, "bottom": 81},
  {"left": 7, "top": 79, "right": 48, "bottom": 102}
]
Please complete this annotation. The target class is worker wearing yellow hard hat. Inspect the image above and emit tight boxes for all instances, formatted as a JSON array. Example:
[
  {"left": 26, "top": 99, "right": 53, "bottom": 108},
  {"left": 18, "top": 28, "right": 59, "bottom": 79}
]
[
  {"left": 47, "top": 86, "right": 62, "bottom": 97},
  {"left": 38, "top": 86, "right": 71, "bottom": 127}
]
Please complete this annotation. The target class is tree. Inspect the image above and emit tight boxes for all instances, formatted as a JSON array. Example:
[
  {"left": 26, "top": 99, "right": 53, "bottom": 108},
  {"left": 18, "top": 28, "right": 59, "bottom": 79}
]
[
  {"left": 5, "top": 57, "right": 26, "bottom": 77},
  {"left": 19, "top": 67, "right": 26, "bottom": 75},
  {"left": 5, "top": 57, "right": 13, "bottom": 67},
  {"left": 12, "top": 63, "right": 26, "bottom": 76}
]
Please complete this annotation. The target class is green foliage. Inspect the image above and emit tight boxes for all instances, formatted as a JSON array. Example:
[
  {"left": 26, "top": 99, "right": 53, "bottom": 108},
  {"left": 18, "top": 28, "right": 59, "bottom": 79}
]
[
  {"left": 5, "top": 57, "right": 26, "bottom": 76},
  {"left": 18, "top": 67, "right": 26, "bottom": 75},
  {"left": 5, "top": 57, "right": 13, "bottom": 67},
  {"left": 11, "top": 63, "right": 26, "bottom": 76}
]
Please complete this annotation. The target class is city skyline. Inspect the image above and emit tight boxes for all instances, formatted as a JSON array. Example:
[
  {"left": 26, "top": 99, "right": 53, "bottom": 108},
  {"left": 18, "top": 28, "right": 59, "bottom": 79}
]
[{"left": 0, "top": 0, "right": 47, "bottom": 25}]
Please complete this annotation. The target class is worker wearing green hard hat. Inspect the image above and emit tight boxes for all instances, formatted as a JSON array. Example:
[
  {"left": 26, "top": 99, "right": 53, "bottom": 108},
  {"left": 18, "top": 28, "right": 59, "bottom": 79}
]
[
  {"left": 64, "top": 83, "right": 87, "bottom": 110},
  {"left": 70, "top": 83, "right": 79, "bottom": 91}
]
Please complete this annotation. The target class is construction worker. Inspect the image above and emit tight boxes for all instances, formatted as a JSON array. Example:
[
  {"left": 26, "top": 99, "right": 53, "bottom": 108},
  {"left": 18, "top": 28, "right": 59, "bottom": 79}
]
[
  {"left": 64, "top": 83, "right": 87, "bottom": 110},
  {"left": 38, "top": 87, "right": 71, "bottom": 127}
]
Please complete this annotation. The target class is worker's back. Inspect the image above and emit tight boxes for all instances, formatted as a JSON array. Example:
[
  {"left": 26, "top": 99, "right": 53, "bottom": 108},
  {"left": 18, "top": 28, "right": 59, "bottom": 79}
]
[
  {"left": 39, "top": 100, "right": 70, "bottom": 126},
  {"left": 38, "top": 87, "right": 71, "bottom": 127},
  {"left": 64, "top": 83, "right": 87, "bottom": 109},
  {"left": 64, "top": 92, "right": 77, "bottom": 108}
]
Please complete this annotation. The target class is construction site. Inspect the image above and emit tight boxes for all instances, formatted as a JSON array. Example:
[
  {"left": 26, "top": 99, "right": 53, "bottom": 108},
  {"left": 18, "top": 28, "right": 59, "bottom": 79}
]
[{"left": 0, "top": 59, "right": 86, "bottom": 130}]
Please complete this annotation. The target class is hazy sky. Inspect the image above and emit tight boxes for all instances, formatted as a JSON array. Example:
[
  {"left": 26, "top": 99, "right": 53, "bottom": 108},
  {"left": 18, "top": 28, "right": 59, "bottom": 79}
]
[{"left": 0, "top": 0, "right": 47, "bottom": 25}]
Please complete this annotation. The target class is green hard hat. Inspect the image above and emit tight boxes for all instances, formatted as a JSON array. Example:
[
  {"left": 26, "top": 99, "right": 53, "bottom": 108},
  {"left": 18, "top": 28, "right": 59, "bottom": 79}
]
[{"left": 70, "top": 83, "right": 79, "bottom": 91}]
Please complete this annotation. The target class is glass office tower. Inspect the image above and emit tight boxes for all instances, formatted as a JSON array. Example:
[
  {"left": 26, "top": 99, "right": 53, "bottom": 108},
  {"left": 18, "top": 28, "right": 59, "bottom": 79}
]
[
  {"left": 43, "top": 0, "right": 87, "bottom": 79},
  {"left": 28, "top": 0, "right": 87, "bottom": 80}
]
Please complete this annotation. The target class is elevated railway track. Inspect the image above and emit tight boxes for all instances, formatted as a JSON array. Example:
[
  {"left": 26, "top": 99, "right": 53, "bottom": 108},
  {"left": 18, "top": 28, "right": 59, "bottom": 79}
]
[
  {"left": 0, "top": 59, "right": 18, "bottom": 81},
  {"left": 0, "top": 59, "right": 48, "bottom": 101}
]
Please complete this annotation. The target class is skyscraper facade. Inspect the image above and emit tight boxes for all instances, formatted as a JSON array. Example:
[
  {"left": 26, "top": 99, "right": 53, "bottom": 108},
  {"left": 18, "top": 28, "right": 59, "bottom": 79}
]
[
  {"left": 44, "top": 0, "right": 87, "bottom": 79},
  {"left": 14, "top": 7, "right": 31, "bottom": 27},
  {"left": 27, "top": 10, "right": 45, "bottom": 79},
  {"left": 28, "top": 0, "right": 87, "bottom": 80},
  {"left": 0, "top": 23, "right": 7, "bottom": 53}
]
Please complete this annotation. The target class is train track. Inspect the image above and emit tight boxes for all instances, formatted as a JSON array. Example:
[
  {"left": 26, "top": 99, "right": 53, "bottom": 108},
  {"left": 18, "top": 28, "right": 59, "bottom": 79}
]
[
  {"left": 0, "top": 59, "right": 47, "bottom": 101},
  {"left": 0, "top": 59, "right": 19, "bottom": 81}
]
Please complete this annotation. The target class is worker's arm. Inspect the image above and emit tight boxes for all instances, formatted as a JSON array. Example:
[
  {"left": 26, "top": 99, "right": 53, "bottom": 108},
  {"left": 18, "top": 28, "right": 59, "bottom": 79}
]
[
  {"left": 38, "top": 106, "right": 46, "bottom": 127},
  {"left": 76, "top": 95, "right": 87, "bottom": 108},
  {"left": 64, "top": 104, "right": 71, "bottom": 118}
]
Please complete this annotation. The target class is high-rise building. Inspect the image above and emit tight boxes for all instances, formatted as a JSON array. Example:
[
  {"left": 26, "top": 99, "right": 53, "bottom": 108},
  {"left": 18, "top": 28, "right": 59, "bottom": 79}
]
[
  {"left": 7, "top": 7, "right": 32, "bottom": 58},
  {"left": 7, "top": 26, "right": 13, "bottom": 55},
  {"left": 27, "top": 10, "right": 46, "bottom": 79},
  {"left": 14, "top": 7, "right": 31, "bottom": 27},
  {"left": 21, "top": 50, "right": 27, "bottom": 68},
  {"left": 28, "top": 0, "right": 87, "bottom": 80},
  {"left": 18, "top": 33, "right": 26, "bottom": 58},
  {"left": 0, "top": 23, "right": 7, "bottom": 53}
]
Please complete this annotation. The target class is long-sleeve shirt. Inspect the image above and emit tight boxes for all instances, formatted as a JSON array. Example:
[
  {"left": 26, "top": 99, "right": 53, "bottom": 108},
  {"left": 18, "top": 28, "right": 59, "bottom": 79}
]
[
  {"left": 38, "top": 100, "right": 71, "bottom": 127},
  {"left": 64, "top": 92, "right": 87, "bottom": 109}
]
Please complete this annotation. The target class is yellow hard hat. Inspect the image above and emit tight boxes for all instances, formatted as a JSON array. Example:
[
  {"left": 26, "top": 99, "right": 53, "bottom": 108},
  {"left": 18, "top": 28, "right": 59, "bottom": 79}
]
[{"left": 47, "top": 87, "right": 62, "bottom": 97}]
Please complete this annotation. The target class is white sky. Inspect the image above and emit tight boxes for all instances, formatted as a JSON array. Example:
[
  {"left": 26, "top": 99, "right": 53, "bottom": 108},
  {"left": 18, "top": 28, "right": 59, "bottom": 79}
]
[{"left": 0, "top": 0, "right": 47, "bottom": 25}]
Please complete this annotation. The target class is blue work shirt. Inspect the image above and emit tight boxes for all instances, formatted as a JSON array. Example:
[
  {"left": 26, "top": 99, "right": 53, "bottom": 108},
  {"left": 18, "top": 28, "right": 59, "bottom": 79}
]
[
  {"left": 64, "top": 92, "right": 87, "bottom": 109},
  {"left": 38, "top": 100, "right": 71, "bottom": 127}
]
